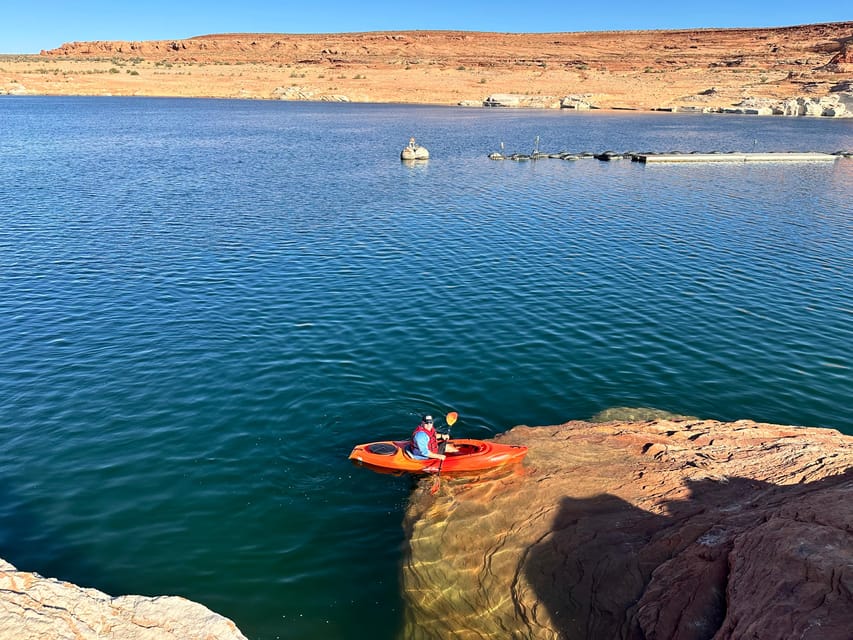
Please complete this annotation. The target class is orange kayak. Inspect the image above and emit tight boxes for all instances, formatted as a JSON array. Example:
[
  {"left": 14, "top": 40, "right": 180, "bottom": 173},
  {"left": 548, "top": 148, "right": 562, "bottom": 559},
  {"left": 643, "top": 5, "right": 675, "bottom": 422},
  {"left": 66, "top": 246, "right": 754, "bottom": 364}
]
[{"left": 348, "top": 438, "right": 527, "bottom": 475}]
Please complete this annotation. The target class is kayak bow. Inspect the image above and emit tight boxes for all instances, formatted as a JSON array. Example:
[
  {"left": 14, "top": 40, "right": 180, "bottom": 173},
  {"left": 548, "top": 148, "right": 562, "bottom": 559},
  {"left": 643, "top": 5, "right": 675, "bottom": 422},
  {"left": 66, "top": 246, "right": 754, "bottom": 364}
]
[{"left": 348, "top": 438, "right": 527, "bottom": 475}]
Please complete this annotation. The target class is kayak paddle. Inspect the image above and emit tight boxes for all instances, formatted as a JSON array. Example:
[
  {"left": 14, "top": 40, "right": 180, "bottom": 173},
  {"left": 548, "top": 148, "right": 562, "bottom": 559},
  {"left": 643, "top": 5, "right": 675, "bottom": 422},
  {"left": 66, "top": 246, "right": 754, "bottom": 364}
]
[{"left": 430, "top": 411, "right": 458, "bottom": 494}]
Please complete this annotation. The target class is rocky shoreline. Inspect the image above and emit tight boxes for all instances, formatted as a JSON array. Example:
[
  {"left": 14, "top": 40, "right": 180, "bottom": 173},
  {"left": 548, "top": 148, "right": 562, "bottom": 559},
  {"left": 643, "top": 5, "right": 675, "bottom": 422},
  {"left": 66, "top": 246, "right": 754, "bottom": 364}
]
[
  {"left": 479, "top": 86, "right": 853, "bottom": 117},
  {"left": 0, "top": 559, "right": 247, "bottom": 639},
  {"left": 402, "top": 418, "right": 852, "bottom": 639}
]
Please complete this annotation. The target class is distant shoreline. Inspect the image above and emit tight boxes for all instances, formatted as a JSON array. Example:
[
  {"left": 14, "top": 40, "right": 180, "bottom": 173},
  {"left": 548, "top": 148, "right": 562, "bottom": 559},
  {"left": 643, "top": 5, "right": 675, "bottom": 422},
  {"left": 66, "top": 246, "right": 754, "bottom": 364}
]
[
  {"left": 2, "top": 90, "right": 851, "bottom": 122},
  {"left": 1, "top": 24, "right": 851, "bottom": 112}
]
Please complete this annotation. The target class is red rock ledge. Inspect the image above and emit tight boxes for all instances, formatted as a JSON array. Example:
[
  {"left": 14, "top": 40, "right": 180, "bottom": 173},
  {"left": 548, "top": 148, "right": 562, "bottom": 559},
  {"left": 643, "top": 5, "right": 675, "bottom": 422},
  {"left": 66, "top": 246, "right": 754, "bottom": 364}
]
[{"left": 402, "top": 418, "right": 852, "bottom": 639}]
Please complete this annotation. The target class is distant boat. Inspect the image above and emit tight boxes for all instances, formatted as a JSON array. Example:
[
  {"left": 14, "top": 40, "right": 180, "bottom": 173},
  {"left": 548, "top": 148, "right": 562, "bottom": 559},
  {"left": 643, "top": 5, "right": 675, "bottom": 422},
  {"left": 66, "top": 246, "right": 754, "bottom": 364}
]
[{"left": 401, "top": 137, "right": 429, "bottom": 160}]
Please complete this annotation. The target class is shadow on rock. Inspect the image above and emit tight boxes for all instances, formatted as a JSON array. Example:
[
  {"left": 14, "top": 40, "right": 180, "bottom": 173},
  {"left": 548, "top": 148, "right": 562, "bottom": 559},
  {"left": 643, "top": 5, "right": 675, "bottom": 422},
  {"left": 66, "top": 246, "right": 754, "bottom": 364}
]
[{"left": 525, "top": 469, "right": 853, "bottom": 640}]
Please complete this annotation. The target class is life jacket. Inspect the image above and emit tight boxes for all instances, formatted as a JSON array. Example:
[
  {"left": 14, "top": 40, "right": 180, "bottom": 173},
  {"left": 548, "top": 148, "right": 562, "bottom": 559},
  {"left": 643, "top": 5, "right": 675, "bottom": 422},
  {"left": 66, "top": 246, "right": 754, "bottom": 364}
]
[{"left": 410, "top": 422, "right": 438, "bottom": 457}]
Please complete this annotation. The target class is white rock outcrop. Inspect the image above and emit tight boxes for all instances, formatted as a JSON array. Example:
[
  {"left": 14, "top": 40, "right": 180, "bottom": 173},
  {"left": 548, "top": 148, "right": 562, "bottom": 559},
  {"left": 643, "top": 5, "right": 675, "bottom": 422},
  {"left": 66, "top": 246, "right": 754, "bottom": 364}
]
[
  {"left": 483, "top": 93, "right": 522, "bottom": 107},
  {"left": 483, "top": 93, "right": 559, "bottom": 108},
  {"left": 272, "top": 85, "right": 315, "bottom": 100},
  {"left": 560, "top": 94, "right": 594, "bottom": 109},
  {"left": 828, "top": 88, "right": 853, "bottom": 113},
  {"left": 0, "top": 559, "right": 248, "bottom": 640},
  {"left": 0, "top": 82, "right": 29, "bottom": 95},
  {"left": 774, "top": 95, "right": 849, "bottom": 117}
]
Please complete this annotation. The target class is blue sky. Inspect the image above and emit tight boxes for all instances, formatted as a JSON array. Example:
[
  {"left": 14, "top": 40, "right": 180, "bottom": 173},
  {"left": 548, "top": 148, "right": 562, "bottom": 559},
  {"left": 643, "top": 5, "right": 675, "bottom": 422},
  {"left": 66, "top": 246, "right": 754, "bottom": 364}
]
[{"left": 2, "top": 0, "right": 850, "bottom": 54}]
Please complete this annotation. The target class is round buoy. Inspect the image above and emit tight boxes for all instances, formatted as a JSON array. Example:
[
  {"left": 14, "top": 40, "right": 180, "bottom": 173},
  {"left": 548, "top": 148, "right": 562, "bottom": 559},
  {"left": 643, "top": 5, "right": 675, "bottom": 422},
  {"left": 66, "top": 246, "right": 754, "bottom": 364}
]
[{"left": 401, "top": 137, "right": 429, "bottom": 160}]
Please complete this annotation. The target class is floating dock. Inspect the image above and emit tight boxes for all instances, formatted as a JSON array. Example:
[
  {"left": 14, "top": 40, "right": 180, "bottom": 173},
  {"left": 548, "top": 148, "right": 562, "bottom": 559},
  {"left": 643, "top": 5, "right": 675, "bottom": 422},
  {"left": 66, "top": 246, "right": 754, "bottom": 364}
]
[
  {"left": 635, "top": 152, "right": 839, "bottom": 163},
  {"left": 487, "top": 150, "right": 849, "bottom": 163}
]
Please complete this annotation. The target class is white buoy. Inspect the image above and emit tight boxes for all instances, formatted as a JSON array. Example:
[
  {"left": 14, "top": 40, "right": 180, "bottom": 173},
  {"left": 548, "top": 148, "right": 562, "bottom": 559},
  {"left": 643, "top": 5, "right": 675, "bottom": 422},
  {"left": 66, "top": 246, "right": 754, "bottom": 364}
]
[{"left": 401, "top": 137, "right": 429, "bottom": 160}]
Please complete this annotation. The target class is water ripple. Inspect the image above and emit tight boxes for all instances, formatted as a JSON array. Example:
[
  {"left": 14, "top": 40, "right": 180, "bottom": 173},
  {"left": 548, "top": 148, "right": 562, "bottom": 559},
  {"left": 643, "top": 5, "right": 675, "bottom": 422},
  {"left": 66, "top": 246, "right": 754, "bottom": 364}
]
[{"left": 0, "top": 99, "right": 851, "bottom": 640}]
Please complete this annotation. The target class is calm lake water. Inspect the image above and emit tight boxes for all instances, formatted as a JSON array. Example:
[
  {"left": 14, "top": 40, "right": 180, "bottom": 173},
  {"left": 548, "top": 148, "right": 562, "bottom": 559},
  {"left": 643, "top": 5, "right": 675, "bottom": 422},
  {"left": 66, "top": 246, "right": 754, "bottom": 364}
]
[{"left": 0, "top": 97, "right": 851, "bottom": 639}]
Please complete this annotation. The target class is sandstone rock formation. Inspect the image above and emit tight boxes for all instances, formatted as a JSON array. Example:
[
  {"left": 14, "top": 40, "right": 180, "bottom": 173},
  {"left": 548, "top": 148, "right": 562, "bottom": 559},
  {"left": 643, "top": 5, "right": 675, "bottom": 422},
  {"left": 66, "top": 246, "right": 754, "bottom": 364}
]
[
  {"left": 0, "top": 559, "right": 247, "bottom": 640},
  {"left": 401, "top": 418, "right": 852, "bottom": 639},
  {"left": 3, "top": 22, "right": 848, "bottom": 111},
  {"left": 826, "top": 40, "right": 853, "bottom": 67},
  {"left": 560, "top": 94, "right": 595, "bottom": 110},
  {"left": 483, "top": 93, "right": 559, "bottom": 108}
]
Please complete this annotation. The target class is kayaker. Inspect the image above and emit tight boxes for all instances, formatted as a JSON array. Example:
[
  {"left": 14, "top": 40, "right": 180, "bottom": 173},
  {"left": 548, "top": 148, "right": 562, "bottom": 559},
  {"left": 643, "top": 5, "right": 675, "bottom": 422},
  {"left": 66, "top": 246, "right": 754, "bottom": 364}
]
[{"left": 409, "top": 414, "right": 457, "bottom": 460}]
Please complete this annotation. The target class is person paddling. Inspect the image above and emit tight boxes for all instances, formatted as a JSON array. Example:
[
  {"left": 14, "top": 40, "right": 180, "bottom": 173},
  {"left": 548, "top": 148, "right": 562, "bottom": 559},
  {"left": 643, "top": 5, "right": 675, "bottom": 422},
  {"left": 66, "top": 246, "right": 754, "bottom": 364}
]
[{"left": 409, "top": 414, "right": 457, "bottom": 460}]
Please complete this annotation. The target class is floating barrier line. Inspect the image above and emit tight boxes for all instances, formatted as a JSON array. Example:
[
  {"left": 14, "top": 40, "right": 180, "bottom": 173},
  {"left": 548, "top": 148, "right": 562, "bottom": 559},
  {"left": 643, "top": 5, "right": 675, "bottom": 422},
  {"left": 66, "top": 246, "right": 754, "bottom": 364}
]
[{"left": 488, "top": 151, "right": 851, "bottom": 163}]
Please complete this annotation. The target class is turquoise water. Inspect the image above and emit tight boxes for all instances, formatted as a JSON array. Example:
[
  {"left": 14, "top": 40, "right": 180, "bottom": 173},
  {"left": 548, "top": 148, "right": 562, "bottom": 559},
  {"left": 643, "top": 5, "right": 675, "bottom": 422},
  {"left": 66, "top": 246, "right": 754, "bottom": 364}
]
[{"left": 0, "top": 97, "right": 851, "bottom": 639}]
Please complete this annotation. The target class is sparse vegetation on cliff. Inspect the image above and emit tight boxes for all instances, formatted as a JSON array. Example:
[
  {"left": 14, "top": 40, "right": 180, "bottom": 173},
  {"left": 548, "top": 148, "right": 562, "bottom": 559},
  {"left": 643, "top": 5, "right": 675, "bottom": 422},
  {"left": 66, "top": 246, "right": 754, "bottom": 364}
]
[{"left": 1, "top": 23, "right": 850, "bottom": 109}]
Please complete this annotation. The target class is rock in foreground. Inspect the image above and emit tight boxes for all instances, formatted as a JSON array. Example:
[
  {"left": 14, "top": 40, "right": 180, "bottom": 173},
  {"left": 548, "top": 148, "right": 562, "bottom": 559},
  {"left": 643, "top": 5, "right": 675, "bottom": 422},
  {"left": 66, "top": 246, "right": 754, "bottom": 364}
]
[
  {"left": 0, "top": 560, "right": 247, "bottom": 640},
  {"left": 402, "top": 419, "right": 852, "bottom": 639}
]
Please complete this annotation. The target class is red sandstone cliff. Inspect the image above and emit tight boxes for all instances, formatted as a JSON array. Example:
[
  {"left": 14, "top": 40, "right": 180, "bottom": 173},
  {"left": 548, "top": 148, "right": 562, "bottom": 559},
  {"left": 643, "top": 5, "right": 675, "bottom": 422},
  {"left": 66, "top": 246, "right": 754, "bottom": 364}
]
[{"left": 1, "top": 23, "right": 849, "bottom": 110}]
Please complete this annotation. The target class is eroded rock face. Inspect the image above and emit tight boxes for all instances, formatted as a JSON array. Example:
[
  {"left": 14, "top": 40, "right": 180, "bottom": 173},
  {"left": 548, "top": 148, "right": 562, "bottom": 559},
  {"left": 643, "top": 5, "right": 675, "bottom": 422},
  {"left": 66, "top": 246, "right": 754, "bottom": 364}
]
[
  {"left": 772, "top": 95, "right": 850, "bottom": 116},
  {"left": 401, "top": 419, "right": 852, "bottom": 640},
  {"left": 0, "top": 560, "right": 247, "bottom": 640},
  {"left": 827, "top": 43, "right": 853, "bottom": 67},
  {"left": 14, "top": 23, "right": 852, "bottom": 109}
]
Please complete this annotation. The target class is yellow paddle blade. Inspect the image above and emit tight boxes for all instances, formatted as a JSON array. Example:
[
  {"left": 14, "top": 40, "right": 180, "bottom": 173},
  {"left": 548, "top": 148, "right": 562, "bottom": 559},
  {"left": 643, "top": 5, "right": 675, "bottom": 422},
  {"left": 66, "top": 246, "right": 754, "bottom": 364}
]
[{"left": 446, "top": 411, "right": 458, "bottom": 426}]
